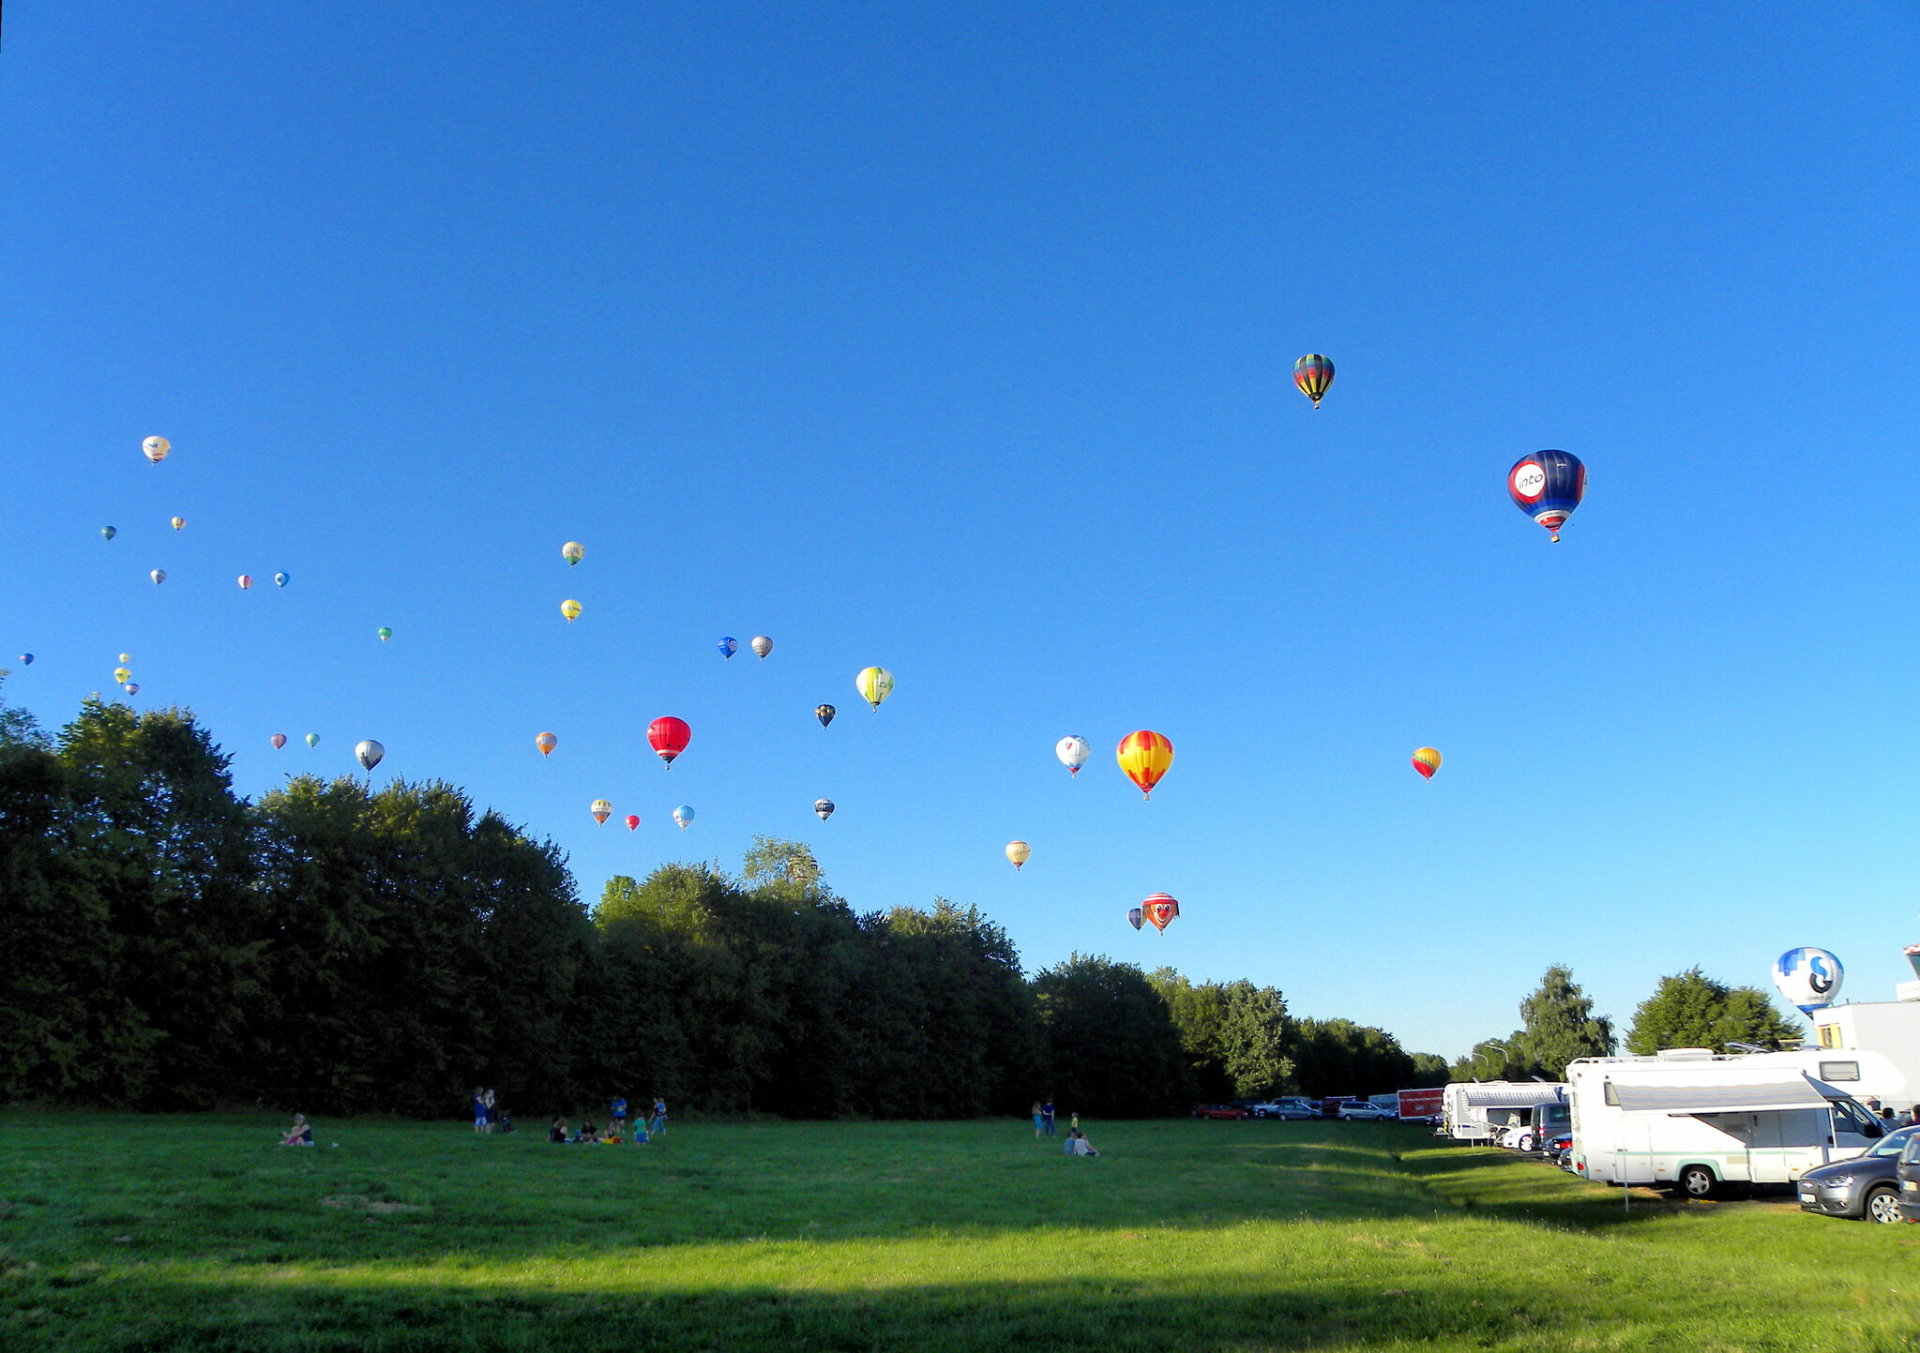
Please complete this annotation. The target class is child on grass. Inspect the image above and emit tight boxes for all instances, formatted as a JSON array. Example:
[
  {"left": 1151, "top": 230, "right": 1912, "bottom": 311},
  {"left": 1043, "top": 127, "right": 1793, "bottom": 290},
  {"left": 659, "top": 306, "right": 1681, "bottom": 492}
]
[{"left": 280, "top": 1114, "right": 315, "bottom": 1146}]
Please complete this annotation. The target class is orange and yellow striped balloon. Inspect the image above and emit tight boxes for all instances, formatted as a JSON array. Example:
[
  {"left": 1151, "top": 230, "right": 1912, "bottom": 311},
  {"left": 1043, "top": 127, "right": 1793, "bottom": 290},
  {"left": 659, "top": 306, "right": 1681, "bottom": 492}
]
[
  {"left": 1116, "top": 730, "right": 1174, "bottom": 800},
  {"left": 1411, "top": 747, "right": 1442, "bottom": 780}
]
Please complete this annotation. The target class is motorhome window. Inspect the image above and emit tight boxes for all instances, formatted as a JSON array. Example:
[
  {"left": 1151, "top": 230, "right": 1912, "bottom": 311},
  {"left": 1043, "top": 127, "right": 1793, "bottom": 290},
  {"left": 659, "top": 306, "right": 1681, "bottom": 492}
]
[
  {"left": 1818, "top": 1061, "right": 1860, "bottom": 1082},
  {"left": 1817, "top": 1024, "right": 1842, "bottom": 1049},
  {"left": 1831, "top": 1099, "right": 1883, "bottom": 1138}
]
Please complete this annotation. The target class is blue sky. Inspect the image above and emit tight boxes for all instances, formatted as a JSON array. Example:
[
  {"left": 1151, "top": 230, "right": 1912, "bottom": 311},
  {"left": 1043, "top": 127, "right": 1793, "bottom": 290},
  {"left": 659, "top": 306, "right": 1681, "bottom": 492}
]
[{"left": 6, "top": 4, "right": 1920, "bottom": 1060}]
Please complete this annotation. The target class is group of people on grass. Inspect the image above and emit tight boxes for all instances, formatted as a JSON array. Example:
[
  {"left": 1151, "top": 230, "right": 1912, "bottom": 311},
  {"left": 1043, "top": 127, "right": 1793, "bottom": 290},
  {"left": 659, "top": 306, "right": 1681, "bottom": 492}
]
[
  {"left": 1031, "top": 1097, "right": 1098, "bottom": 1156},
  {"left": 470, "top": 1088, "right": 515, "bottom": 1134},
  {"left": 550, "top": 1095, "right": 667, "bottom": 1145}
]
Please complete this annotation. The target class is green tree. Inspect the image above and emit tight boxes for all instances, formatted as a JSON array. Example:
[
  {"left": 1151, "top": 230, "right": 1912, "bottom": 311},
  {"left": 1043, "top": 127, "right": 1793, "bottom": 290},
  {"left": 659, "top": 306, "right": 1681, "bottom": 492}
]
[
  {"left": 1624, "top": 967, "right": 1803, "bottom": 1054},
  {"left": 1508, "top": 964, "right": 1614, "bottom": 1078},
  {"left": 1034, "top": 954, "right": 1193, "bottom": 1116}
]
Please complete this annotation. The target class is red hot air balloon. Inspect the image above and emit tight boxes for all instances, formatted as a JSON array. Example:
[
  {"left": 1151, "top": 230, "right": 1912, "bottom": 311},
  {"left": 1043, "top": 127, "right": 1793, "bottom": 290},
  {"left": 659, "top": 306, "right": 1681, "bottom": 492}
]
[
  {"left": 270, "top": 733, "right": 287, "bottom": 750},
  {"left": 648, "top": 716, "right": 691, "bottom": 766},
  {"left": 1141, "top": 892, "right": 1180, "bottom": 934},
  {"left": 624, "top": 814, "right": 640, "bottom": 830}
]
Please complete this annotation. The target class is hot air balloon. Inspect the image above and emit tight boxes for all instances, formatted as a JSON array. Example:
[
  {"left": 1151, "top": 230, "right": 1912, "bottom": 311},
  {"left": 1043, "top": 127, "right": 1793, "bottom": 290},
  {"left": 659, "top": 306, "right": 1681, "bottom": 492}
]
[
  {"left": 122, "top": 683, "right": 139, "bottom": 695},
  {"left": 119, "top": 653, "right": 131, "bottom": 663},
  {"left": 1508, "top": 450, "right": 1586, "bottom": 543},
  {"left": 1116, "top": 730, "right": 1174, "bottom": 800},
  {"left": 113, "top": 667, "right": 132, "bottom": 685},
  {"left": 101, "top": 526, "right": 117, "bottom": 541},
  {"left": 150, "top": 569, "right": 167, "bottom": 585},
  {"left": 1141, "top": 892, "right": 1180, "bottom": 933},
  {"left": 1773, "top": 947, "right": 1844, "bottom": 1017},
  {"left": 591, "top": 799, "right": 613, "bottom": 825},
  {"left": 751, "top": 635, "right": 773, "bottom": 660},
  {"left": 562, "top": 541, "right": 585, "bottom": 567},
  {"left": 377, "top": 627, "right": 392, "bottom": 643},
  {"left": 815, "top": 798, "right": 835, "bottom": 821},
  {"left": 856, "top": 666, "right": 894, "bottom": 710},
  {"left": 672, "top": 804, "right": 694, "bottom": 831},
  {"left": 560, "top": 599, "right": 582, "bottom": 623},
  {"left": 237, "top": 575, "right": 253, "bottom": 590},
  {"left": 1006, "top": 840, "right": 1031, "bottom": 870},
  {"left": 305, "top": 733, "right": 320, "bottom": 748},
  {"left": 648, "top": 716, "right": 691, "bottom": 766},
  {"left": 273, "top": 572, "right": 289, "bottom": 587},
  {"left": 170, "top": 516, "right": 185, "bottom": 530},
  {"left": 18, "top": 654, "right": 32, "bottom": 666},
  {"left": 624, "top": 814, "right": 640, "bottom": 830},
  {"left": 355, "top": 740, "right": 384, "bottom": 772},
  {"left": 1411, "top": 747, "right": 1442, "bottom": 780},
  {"left": 535, "top": 732, "right": 557, "bottom": 757},
  {"left": 1056, "top": 735, "right": 1091, "bottom": 777},
  {"left": 142, "top": 436, "right": 170, "bottom": 464},
  {"left": 1127, "top": 906, "right": 1145, "bottom": 931},
  {"left": 815, "top": 704, "right": 838, "bottom": 728},
  {"left": 271, "top": 734, "right": 287, "bottom": 750},
  {"left": 718, "top": 636, "right": 738, "bottom": 660},
  {"left": 1293, "top": 354, "right": 1335, "bottom": 409}
]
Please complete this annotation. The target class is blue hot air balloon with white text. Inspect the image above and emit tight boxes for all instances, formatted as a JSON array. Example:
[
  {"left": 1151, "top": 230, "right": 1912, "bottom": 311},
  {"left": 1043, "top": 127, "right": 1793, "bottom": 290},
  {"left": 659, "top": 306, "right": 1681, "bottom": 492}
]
[{"left": 1773, "top": 947, "right": 1843, "bottom": 1017}]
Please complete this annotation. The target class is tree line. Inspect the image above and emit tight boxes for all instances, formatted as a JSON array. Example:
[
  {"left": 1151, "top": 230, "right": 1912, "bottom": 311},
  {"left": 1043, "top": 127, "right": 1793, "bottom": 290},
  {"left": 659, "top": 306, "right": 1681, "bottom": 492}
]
[{"left": 0, "top": 689, "right": 1451, "bottom": 1119}]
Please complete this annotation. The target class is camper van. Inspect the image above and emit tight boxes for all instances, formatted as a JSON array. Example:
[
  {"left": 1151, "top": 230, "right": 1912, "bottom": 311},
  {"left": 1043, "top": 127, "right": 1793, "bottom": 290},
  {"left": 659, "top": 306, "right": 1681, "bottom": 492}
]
[
  {"left": 1567, "top": 1048, "right": 1903, "bottom": 1198},
  {"left": 1440, "top": 1081, "right": 1567, "bottom": 1142}
]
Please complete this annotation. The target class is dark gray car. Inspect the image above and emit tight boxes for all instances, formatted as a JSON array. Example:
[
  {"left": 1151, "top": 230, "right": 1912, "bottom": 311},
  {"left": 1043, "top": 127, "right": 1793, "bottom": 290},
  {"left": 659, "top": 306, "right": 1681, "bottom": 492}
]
[
  {"left": 1901, "top": 1129, "right": 1920, "bottom": 1223},
  {"left": 1799, "top": 1124, "right": 1918, "bottom": 1223}
]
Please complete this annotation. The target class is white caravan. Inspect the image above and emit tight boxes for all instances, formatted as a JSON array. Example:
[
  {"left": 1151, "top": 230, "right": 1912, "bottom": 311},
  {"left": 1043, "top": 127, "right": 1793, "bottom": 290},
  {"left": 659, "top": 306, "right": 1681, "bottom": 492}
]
[
  {"left": 1567, "top": 1048, "right": 1904, "bottom": 1198},
  {"left": 1441, "top": 1081, "right": 1567, "bottom": 1143}
]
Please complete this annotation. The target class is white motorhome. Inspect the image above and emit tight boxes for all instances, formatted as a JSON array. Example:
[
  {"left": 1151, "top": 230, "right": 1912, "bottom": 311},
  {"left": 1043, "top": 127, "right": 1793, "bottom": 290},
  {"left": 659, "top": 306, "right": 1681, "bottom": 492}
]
[
  {"left": 1440, "top": 1081, "right": 1567, "bottom": 1143},
  {"left": 1568, "top": 1048, "right": 1903, "bottom": 1198}
]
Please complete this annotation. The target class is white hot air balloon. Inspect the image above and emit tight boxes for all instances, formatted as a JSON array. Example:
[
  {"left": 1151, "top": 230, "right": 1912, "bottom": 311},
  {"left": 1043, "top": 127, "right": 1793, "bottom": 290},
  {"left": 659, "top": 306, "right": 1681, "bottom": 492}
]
[
  {"left": 814, "top": 798, "right": 835, "bottom": 821},
  {"left": 751, "top": 635, "right": 774, "bottom": 660},
  {"left": 142, "top": 436, "right": 171, "bottom": 464},
  {"left": 1773, "top": 947, "right": 1844, "bottom": 1016},
  {"left": 1056, "top": 735, "right": 1091, "bottom": 777},
  {"left": 355, "top": 739, "right": 385, "bottom": 772}
]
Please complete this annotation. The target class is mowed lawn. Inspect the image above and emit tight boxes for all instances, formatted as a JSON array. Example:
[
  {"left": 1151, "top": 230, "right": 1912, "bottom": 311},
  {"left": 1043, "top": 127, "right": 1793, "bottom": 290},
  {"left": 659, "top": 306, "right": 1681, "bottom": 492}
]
[{"left": 2, "top": 1113, "right": 1917, "bottom": 1351}]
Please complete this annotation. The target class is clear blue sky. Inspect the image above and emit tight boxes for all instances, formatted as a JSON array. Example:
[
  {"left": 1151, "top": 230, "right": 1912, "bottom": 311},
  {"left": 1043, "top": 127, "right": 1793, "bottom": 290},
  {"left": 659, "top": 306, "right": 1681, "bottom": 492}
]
[{"left": 6, "top": 4, "right": 1920, "bottom": 1060}]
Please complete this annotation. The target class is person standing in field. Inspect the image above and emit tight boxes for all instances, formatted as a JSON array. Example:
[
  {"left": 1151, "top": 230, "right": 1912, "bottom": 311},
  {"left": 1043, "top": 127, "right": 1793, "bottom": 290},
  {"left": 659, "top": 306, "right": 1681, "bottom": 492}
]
[
  {"left": 1031, "top": 1102, "right": 1044, "bottom": 1138},
  {"left": 471, "top": 1088, "right": 489, "bottom": 1134},
  {"left": 611, "top": 1095, "right": 628, "bottom": 1135},
  {"left": 483, "top": 1088, "right": 498, "bottom": 1132},
  {"left": 1041, "top": 1097, "right": 1056, "bottom": 1137},
  {"left": 649, "top": 1096, "right": 667, "bottom": 1138}
]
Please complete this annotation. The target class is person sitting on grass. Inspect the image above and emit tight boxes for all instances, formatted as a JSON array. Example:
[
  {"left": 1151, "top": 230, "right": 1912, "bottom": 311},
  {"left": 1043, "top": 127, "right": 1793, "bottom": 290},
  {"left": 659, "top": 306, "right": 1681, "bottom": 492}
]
[
  {"left": 549, "top": 1117, "right": 568, "bottom": 1143},
  {"left": 280, "top": 1114, "right": 315, "bottom": 1146},
  {"left": 571, "top": 1118, "right": 598, "bottom": 1144},
  {"left": 1064, "top": 1126, "right": 1098, "bottom": 1157}
]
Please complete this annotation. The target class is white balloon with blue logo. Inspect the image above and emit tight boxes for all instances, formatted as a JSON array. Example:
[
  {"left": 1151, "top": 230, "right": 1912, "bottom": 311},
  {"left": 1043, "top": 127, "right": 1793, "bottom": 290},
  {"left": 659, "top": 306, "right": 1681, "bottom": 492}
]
[{"left": 1773, "top": 947, "right": 1844, "bottom": 1016}]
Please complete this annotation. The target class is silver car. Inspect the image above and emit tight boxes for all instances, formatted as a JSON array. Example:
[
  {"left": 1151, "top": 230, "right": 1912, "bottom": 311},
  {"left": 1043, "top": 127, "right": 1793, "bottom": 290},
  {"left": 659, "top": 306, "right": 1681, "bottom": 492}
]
[{"left": 1799, "top": 1124, "right": 1917, "bottom": 1223}]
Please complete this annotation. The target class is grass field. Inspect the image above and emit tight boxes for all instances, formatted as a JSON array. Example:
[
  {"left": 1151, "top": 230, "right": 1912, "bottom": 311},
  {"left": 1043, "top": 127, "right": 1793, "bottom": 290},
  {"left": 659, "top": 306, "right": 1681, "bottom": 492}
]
[{"left": 3, "top": 1112, "right": 1917, "bottom": 1351}]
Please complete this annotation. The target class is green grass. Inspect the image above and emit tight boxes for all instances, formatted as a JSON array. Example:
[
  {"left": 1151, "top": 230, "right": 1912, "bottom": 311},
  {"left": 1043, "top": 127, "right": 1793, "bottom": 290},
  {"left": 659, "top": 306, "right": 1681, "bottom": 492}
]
[{"left": 3, "top": 1113, "right": 1918, "bottom": 1350}]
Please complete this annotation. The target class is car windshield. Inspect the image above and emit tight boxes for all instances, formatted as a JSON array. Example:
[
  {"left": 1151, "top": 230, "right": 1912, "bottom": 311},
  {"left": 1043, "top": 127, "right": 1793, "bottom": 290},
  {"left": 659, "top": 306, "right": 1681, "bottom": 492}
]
[{"left": 1867, "top": 1126, "right": 1917, "bottom": 1158}]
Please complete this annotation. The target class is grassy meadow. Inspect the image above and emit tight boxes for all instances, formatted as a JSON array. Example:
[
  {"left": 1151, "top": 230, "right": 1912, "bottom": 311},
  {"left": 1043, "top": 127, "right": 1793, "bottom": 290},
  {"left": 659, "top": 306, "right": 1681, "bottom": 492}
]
[{"left": 2, "top": 1111, "right": 1916, "bottom": 1351}]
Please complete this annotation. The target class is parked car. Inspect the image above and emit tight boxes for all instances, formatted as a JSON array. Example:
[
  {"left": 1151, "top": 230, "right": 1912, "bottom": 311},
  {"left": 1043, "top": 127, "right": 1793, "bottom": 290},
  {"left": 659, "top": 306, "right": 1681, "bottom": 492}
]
[
  {"left": 1248, "top": 1098, "right": 1318, "bottom": 1120},
  {"left": 1800, "top": 1124, "right": 1919, "bottom": 1223},
  {"left": 1336, "top": 1101, "right": 1394, "bottom": 1121},
  {"left": 1891, "top": 1127, "right": 1920, "bottom": 1222},
  {"left": 1192, "top": 1104, "right": 1251, "bottom": 1120}
]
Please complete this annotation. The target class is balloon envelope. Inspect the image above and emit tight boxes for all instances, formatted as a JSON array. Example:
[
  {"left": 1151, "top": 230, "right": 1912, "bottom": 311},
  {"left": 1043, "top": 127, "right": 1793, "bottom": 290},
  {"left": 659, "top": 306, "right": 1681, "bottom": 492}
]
[
  {"left": 122, "top": 683, "right": 139, "bottom": 695},
  {"left": 113, "top": 667, "right": 131, "bottom": 684},
  {"left": 562, "top": 541, "right": 585, "bottom": 566},
  {"left": 856, "top": 666, "right": 894, "bottom": 710},
  {"left": 150, "top": 569, "right": 166, "bottom": 585},
  {"left": 377, "top": 627, "right": 392, "bottom": 642},
  {"left": 237, "top": 575, "right": 253, "bottom": 590},
  {"left": 648, "top": 716, "right": 691, "bottom": 765},
  {"left": 1116, "top": 730, "right": 1174, "bottom": 799},
  {"left": 1056, "top": 735, "right": 1091, "bottom": 776},
  {"left": 718, "top": 636, "right": 738, "bottom": 660},
  {"left": 590, "top": 799, "right": 612, "bottom": 825},
  {"left": 535, "top": 732, "right": 557, "bottom": 757},
  {"left": 170, "top": 516, "right": 185, "bottom": 530},
  {"left": 271, "top": 733, "right": 287, "bottom": 749},
  {"left": 815, "top": 798, "right": 835, "bottom": 820},
  {"left": 751, "top": 635, "right": 773, "bottom": 660},
  {"left": 1773, "top": 947, "right": 1844, "bottom": 1016},
  {"left": 1411, "top": 747, "right": 1442, "bottom": 779},
  {"left": 354, "top": 739, "right": 384, "bottom": 772},
  {"left": 1293, "top": 353, "right": 1335, "bottom": 408},
  {"left": 1508, "top": 450, "right": 1587, "bottom": 542},
  {"left": 18, "top": 654, "right": 31, "bottom": 666},
  {"left": 305, "top": 733, "right": 320, "bottom": 748},
  {"left": 142, "top": 436, "right": 170, "bottom": 463},
  {"left": 274, "top": 572, "right": 289, "bottom": 587},
  {"left": 624, "top": 814, "right": 640, "bottom": 830},
  {"left": 1128, "top": 906, "right": 1144, "bottom": 931},
  {"left": 1142, "top": 892, "right": 1180, "bottom": 933},
  {"left": 101, "top": 526, "right": 117, "bottom": 541},
  {"left": 672, "top": 805, "right": 694, "bottom": 830},
  {"left": 816, "top": 704, "right": 836, "bottom": 728},
  {"left": 560, "top": 599, "right": 582, "bottom": 622},
  {"left": 1006, "top": 840, "right": 1031, "bottom": 870}
]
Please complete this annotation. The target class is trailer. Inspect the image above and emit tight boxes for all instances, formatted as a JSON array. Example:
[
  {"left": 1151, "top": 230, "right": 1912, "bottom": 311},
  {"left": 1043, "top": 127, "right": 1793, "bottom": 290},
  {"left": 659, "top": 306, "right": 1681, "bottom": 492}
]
[
  {"left": 1397, "top": 1086, "right": 1445, "bottom": 1125},
  {"left": 1440, "top": 1081, "right": 1567, "bottom": 1142},
  {"left": 1567, "top": 1047, "right": 1904, "bottom": 1197}
]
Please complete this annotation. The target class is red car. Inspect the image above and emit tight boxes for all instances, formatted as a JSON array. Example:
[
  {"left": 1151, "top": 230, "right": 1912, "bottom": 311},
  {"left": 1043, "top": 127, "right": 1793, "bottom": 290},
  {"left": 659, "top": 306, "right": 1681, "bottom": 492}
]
[{"left": 1192, "top": 1104, "right": 1251, "bottom": 1120}]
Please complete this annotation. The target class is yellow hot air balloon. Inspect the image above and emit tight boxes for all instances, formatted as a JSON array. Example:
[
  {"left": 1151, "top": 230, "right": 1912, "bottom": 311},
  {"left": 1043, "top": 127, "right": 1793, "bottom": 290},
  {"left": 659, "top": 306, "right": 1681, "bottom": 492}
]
[
  {"left": 1411, "top": 747, "right": 1443, "bottom": 780},
  {"left": 562, "top": 541, "right": 584, "bottom": 566},
  {"left": 1005, "top": 840, "right": 1032, "bottom": 870},
  {"left": 1116, "top": 730, "right": 1174, "bottom": 800},
  {"left": 856, "top": 665, "right": 894, "bottom": 710},
  {"left": 561, "top": 599, "right": 582, "bottom": 623},
  {"left": 113, "top": 666, "right": 132, "bottom": 685}
]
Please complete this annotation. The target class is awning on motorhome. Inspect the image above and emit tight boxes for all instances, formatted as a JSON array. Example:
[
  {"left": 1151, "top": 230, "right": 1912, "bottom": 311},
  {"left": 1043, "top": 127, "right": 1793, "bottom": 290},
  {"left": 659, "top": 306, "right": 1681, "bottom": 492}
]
[
  {"left": 1458, "top": 1084, "right": 1565, "bottom": 1107},
  {"left": 1610, "top": 1078, "right": 1836, "bottom": 1115}
]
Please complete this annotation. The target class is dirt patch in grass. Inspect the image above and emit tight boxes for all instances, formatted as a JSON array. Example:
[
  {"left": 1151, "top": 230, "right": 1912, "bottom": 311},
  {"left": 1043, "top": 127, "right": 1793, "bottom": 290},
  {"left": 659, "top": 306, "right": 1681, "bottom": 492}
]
[{"left": 320, "top": 1196, "right": 421, "bottom": 1215}]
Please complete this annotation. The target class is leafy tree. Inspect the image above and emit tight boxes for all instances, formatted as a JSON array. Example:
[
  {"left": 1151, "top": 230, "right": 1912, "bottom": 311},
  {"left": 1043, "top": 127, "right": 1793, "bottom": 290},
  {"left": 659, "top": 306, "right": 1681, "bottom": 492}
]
[
  {"left": 1407, "top": 1052, "right": 1451, "bottom": 1086},
  {"left": 1217, "top": 981, "right": 1293, "bottom": 1098},
  {"left": 1624, "top": 967, "right": 1803, "bottom": 1054},
  {"left": 1508, "top": 964, "right": 1614, "bottom": 1078},
  {"left": 1033, "top": 954, "right": 1192, "bottom": 1116},
  {"left": 1291, "top": 1017, "right": 1415, "bottom": 1096}
]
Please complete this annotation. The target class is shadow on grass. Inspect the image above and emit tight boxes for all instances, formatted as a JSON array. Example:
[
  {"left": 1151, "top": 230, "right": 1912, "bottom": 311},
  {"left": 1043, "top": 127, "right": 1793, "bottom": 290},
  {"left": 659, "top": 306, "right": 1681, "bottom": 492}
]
[{"left": 1393, "top": 1143, "right": 1695, "bottom": 1231}]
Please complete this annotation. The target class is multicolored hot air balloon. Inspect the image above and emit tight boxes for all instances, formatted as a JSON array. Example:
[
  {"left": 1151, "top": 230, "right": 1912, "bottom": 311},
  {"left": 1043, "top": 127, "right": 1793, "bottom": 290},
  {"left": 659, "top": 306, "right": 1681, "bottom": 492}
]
[
  {"left": 1508, "top": 450, "right": 1586, "bottom": 543},
  {"left": 816, "top": 704, "right": 836, "bottom": 728},
  {"left": 101, "top": 526, "right": 117, "bottom": 541},
  {"left": 1293, "top": 354, "right": 1335, "bottom": 409},
  {"left": 1116, "top": 730, "right": 1173, "bottom": 800},
  {"left": 150, "top": 569, "right": 167, "bottom": 585},
  {"left": 237, "top": 575, "right": 253, "bottom": 590},
  {"left": 355, "top": 740, "right": 385, "bottom": 772},
  {"left": 1142, "top": 892, "right": 1180, "bottom": 933},
  {"left": 142, "top": 436, "right": 170, "bottom": 464},
  {"left": 856, "top": 666, "right": 894, "bottom": 710},
  {"left": 377, "top": 627, "right": 392, "bottom": 643},
  {"left": 751, "top": 635, "right": 773, "bottom": 661},
  {"left": 562, "top": 541, "right": 585, "bottom": 567},
  {"left": 535, "top": 732, "right": 557, "bottom": 757},
  {"left": 1005, "top": 840, "right": 1031, "bottom": 870},
  {"left": 672, "top": 804, "right": 694, "bottom": 830},
  {"left": 591, "top": 799, "right": 613, "bottom": 825},
  {"left": 1411, "top": 747, "right": 1442, "bottom": 780},
  {"left": 305, "top": 733, "right": 320, "bottom": 748},
  {"left": 1128, "top": 906, "right": 1144, "bottom": 931},
  {"left": 274, "top": 572, "right": 289, "bottom": 587},
  {"left": 18, "top": 654, "right": 32, "bottom": 666},
  {"left": 815, "top": 798, "right": 835, "bottom": 821},
  {"left": 170, "top": 516, "right": 185, "bottom": 530},
  {"left": 122, "top": 683, "right": 139, "bottom": 695},
  {"left": 1056, "top": 735, "right": 1091, "bottom": 777},
  {"left": 560, "top": 599, "right": 582, "bottom": 623},
  {"left": 624, "top": 814, "right": 640, "bottom": 830},
  {"left": 718, "top": 636, "right": 738, "bottom": 660},
  {"left": 1774, "top": 947, "right": 1844, "bottom": 1016},
  {"left": 648, "top": 716, "right": 691, "bottom": 766},
  {"left": 271, "top": 734, "right": 287, "bottom": 749}
]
